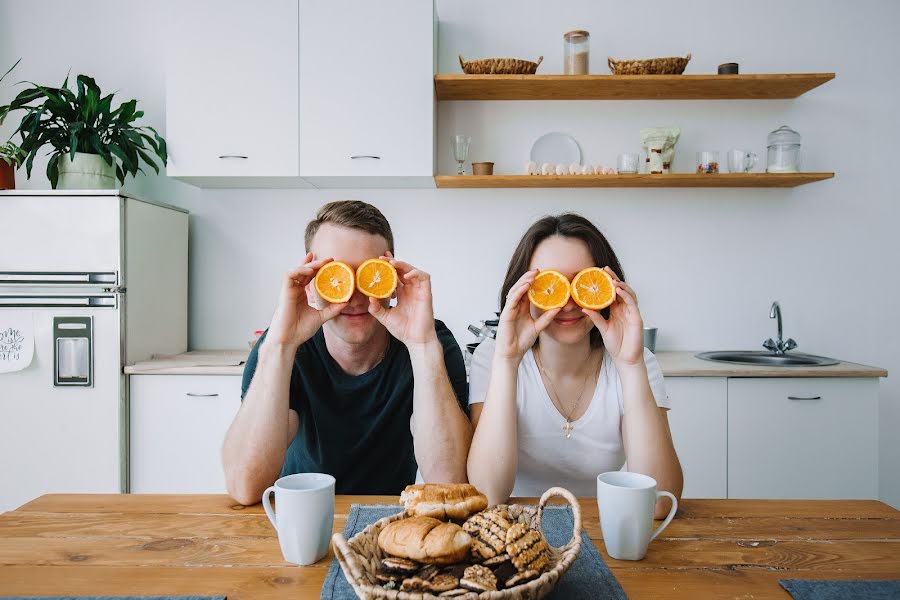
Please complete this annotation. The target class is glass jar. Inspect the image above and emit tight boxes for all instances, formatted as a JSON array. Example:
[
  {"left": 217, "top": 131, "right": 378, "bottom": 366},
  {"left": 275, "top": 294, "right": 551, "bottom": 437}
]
[
  {"left": 564, "top": 30, "right": 590, "bottom": 75},
  {"left": 766, "top": 125, "right": 802, "bottom": 173}
]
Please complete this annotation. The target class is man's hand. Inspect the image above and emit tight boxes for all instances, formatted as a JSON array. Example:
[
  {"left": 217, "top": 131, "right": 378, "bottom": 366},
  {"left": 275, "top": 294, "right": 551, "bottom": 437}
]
[{"left": 367, "top": 251, "right": 438, "bottom": 346}]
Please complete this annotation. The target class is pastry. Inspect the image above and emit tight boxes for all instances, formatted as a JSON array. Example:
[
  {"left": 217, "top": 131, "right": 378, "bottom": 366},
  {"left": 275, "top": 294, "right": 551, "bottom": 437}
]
[
  {"left": 459, "top": 564, "right": 497, "bottom": 593},
  {"left": 505, "top": 569, "right": 541, "bottom": 587},
  {"left": 505, "top": 523, "right": 551, "bottom": 573},
  {"left": 374, "top": 567, "right": 405, "bottom": 583},
  {"left": 401, "top": 573, "right": 459, "bottom": 593},
  {"left": 401, "top": 483, "right": 488, "bottom": 521},
  {"left": 482, "top": 553, "right": 511, "bottom": 567},
  {"left": 463, "top": 509, "right": 513, "bottom": 560},
  {"left": 378, "top": 516, "right": 472, "bottom": 564},
  {"left": 381, "top": 556, "right": 419, "bottom": 574}
]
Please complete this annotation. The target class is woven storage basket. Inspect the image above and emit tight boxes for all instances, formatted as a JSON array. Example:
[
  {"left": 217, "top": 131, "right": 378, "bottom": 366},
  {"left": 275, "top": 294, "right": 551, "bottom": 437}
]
[
  {"left": 332, "top": 487, "right": 582, "bottom": 600},
  {"left": 459, "top": 55, "right": 543, "bottom": 75},
  {"left": 608, "top": 53, "right": 691, "bottom": 75}
]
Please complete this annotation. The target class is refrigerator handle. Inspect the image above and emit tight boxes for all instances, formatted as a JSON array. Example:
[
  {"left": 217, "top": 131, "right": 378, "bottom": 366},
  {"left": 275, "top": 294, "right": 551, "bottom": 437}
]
[{"left": 0, "top": 271, "right": 118, "bottom": 285}]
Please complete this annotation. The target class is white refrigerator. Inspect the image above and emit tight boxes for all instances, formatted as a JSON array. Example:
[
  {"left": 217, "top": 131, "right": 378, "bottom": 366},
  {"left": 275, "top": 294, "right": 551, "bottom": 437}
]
[{"left": 0, "top": 190, "right": 188, "bottom": 512}]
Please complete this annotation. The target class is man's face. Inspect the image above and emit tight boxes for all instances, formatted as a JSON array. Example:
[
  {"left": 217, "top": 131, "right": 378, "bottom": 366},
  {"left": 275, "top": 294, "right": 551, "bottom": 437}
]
[{"left": 307, "top": 223, "right": 391, "bottom": 346}]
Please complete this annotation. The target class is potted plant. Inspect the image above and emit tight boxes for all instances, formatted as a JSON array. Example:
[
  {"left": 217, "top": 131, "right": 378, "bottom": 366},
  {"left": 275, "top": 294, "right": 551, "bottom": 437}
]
[
  {"left": 0, "top": 140, "right": 25, "bottom": 190},
  {"left": 0, "top": 73, "right": 167, "bottom": 189}
]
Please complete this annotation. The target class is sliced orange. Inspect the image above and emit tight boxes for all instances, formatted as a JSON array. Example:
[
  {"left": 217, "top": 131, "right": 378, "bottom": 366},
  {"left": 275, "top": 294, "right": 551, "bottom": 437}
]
[
  {"left": 355, "top": 258, "right": 398, "bottom": 299},
  {"left": 570, "top": 267, "right": 616, "bottom": 310},
  {"left": 528, "top": 270, "right": 571, "bottom": 310},
  {"left": 314, "top": 261, "right": 354, "bottom": 303}
]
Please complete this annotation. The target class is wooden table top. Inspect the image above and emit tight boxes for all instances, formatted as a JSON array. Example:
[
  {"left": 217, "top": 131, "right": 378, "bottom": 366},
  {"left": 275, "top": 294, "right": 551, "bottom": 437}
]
[{"left": 0, "top": 495, "right": 898, "bottom": 599}]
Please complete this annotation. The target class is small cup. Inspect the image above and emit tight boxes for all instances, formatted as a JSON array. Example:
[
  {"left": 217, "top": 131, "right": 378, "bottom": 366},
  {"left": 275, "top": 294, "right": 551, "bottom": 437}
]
[
  {"left": 597, "top": 471, "right": 678, "bottom": 561},
  {"left": 617, "top": 153, "right": 640, "bottom": 174},
  {"left": 643, "top": 326, "right": 658, "bottom": 352},
  {"left": 727, "top": 149, "right": 758, "bottom": 173},
  {"left": 472, "top": 161, "right": 494, "bottom": 176},
  {"left": 263, "top": 473, "right": 335, "bottom": 565},
  {"left": 696, "top": 151, "right": 720, "bottom": 174}
]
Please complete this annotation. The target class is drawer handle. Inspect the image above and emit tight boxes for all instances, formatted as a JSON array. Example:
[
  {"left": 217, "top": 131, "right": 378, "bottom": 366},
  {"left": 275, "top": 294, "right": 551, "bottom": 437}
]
[
  {"left": 788, "top": 395, "right": 821, "bottom": 400},
  {"left": 218, "top": 155, "right": 248, "bottom": 160},
  {"left": 350, "top": 155, "right": 381, "bottom": 160},
  {"left": 186, "top": 392, "right": 219, "bottom": 397}
]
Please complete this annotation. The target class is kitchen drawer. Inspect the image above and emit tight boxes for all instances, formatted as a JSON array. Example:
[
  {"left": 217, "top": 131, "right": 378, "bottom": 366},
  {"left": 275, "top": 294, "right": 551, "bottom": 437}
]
[
  {"left": 727, "top": 378, "right": 878, "bottom": 500},
  {"left": 665, "top": 377, "right": 728, "bottom": 499},
  {"left": 129, "top": 375, "right": 241, "bottom": 493}
]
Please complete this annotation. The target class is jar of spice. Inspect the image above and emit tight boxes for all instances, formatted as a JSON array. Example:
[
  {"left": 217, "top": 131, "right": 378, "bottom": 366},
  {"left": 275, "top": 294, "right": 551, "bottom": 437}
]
[{"left": 564, "top": 30, "right": 590, "bottom": 74}]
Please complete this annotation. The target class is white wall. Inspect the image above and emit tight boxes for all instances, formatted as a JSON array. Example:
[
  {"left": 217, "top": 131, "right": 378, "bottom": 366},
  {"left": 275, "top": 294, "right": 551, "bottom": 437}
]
[{"left": 3, "top": 0, "right": 898, "bottom": 507}]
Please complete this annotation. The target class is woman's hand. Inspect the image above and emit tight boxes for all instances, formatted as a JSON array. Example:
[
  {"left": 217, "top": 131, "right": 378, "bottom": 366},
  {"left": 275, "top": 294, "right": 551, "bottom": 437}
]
[
  {"left": 494, "top": 269, "right": 561, "bottom": 363},
  {"left": 583, "top": 267, "right": 645, "bottom": 367}
]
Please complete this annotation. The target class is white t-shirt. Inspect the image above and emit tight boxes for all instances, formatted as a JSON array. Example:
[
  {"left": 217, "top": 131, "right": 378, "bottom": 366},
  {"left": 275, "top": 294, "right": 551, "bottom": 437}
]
[{"left": 468, "top": 338, "right": 670, "bottom": 498}]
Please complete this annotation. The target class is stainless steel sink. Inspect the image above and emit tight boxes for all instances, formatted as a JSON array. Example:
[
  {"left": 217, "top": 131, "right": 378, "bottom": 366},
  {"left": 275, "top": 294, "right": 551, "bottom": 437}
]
[{"left": 696, "top": 350, "right": 839, "bottom": 367}]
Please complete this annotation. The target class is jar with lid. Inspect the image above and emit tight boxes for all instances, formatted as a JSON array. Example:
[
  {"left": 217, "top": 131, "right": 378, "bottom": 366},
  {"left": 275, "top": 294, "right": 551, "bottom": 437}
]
[
  {"left": 766, "top": 125, "right": 802, "bottom": 173},
  {"left": 564, "top": 30, "right": 590, "bottom": 74}
]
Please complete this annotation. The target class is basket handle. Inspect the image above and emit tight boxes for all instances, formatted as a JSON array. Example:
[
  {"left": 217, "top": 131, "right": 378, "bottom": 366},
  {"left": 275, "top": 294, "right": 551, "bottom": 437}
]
[
  {"left": 331, "top": 533, "right": 366, "bottom": 582},
  {"left": 535, "top": 56, "right": 544, "bottom": 68},
  {"left": 536, "top": 487, "right": 582, "bottom": 550},
  {"left": 458, "top": 55, "right": 466, "bottom": 72},
  {"left": 607, "top": 56, "right": 617, "bottom": 72}
]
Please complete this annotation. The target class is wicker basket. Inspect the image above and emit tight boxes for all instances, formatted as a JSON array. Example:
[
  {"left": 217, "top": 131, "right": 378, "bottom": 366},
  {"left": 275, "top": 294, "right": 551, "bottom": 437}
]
[
  {"left": 459, "top": 55, "right": 543, "bottom": 75},
  {"left": 332, "top": 487, "right": 582, "bottom": 599},
  {"left": 607, "top": 53, "right": 691, "bottom": 75}
]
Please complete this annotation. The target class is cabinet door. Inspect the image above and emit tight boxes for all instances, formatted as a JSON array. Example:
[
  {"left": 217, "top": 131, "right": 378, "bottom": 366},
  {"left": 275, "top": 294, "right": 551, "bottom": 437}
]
[
  {"left": 129, "top": 375, "right": 241, "bottom": 493},
  {"left": 665, "top": 378, "right": 728, "bottom": 499},
  {"left": 166, "top": 0, "right": 299, "bottom": 177},
  {"left": 298, "top": 0, "right": 434, "bottom": 180},
  {"left": 728, "top": 378, "right": 878, "bottom": 500}
]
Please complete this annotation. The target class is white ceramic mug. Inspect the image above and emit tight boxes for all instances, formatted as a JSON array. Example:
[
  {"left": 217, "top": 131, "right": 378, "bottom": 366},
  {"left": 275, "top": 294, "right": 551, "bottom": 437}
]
[
  {"left": 596, "top": 471, "right": 678, "bottom": 561},
  {"left": 263, "top": 473, "right": 336, "bottom": 565}
]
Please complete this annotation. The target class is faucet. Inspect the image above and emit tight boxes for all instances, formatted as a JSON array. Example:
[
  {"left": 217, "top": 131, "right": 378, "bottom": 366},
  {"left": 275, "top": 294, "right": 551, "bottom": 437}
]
[{"left": 763, "top": 301, "right": 797, "bottom": 355}]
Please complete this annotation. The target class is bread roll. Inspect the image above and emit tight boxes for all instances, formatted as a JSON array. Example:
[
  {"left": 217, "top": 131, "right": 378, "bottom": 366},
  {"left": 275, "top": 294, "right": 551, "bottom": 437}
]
[
  {"left": 377, "top": 516, "right": 472, "bottom": 564},
  {"left": 401, "top": 483, "right": 488, "bottom": 521}
]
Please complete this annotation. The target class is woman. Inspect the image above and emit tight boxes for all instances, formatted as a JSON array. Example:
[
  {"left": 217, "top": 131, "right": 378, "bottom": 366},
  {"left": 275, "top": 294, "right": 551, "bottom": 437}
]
[{"left": 467, "top": 214, "right": 682, "bottom": 517}]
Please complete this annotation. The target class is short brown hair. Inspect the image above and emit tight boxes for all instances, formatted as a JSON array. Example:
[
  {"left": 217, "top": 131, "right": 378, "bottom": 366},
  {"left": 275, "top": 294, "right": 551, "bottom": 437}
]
[
  {"left": 304, "top": 200, "right": 395, "bottom": 253},
  {"left": 500, "top": 213, "right": 625, "bottom": 348}
]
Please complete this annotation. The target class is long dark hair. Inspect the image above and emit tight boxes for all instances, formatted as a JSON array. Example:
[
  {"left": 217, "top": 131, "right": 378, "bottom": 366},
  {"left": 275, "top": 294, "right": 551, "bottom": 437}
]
[{"left": 500, "top": 213, "right": 625, "bottom": 348}]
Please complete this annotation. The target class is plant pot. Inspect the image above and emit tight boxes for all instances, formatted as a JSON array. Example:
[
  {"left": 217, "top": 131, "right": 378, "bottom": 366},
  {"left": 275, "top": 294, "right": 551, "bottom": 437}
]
[
  {"left": 56, "top": 152, "right": 116, "bottom": 190},
  {"left": 0, "top": 161, "right": 15, "bottom": 190}
]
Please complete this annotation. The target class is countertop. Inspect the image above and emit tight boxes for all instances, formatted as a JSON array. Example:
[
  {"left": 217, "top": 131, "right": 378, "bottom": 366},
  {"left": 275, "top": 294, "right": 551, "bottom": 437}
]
[{"left": 124, "top": 349, "right": 888, "bottom": 378}]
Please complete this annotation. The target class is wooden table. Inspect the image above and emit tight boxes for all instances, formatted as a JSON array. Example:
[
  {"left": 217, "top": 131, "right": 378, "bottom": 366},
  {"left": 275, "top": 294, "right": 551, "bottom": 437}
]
[{"left": 1, "top": 495, "right": 898, "bottom": 599}]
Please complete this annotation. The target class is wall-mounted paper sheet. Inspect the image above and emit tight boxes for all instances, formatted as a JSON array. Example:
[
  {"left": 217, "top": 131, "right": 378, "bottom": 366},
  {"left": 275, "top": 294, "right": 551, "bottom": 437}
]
[{"left": 0, "top": 312, "right": 34, "bottom": 373}]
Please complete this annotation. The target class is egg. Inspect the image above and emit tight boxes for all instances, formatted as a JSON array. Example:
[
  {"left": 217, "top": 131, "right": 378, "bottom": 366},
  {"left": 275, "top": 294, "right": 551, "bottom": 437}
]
[
  {"left": 570, "top": 162, "right": 582, "bottom": 175},
  {"left": 581, "top": 164, "right": 593, "bottom": 175},
  {"left": 594, "top": 165, "right": 604, "bottom": 175},
  {"left": 541, "top": 162, "right": 554, "bottom": 175},
  {"left": 526, "top": 161, "right": 539, "bottom": 175},
  {"left": 556, "top": 163, "right": 568, "bottom": 176}
]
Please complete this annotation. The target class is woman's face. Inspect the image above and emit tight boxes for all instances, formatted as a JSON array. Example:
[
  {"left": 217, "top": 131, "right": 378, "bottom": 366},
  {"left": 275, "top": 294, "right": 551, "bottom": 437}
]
[{"left": 528, "top": 235, "right": 595, "bottom": 345}]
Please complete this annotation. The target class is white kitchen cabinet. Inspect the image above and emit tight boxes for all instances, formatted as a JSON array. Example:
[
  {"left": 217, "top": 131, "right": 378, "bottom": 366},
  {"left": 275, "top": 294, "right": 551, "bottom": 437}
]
[
  {"left": 665, "top": 377, "right": 728, "bottom": 499},
  {"left": 727, "top": 378, "right": 878, "bottom": 500},
  {"left": 166, "top": 0, "right": 300, "bottom": 178},
  {"left": 298, "top": 0, "right": 435, "bottom": 186},
  {"left": 129, "top": 375, "right": 241, "bottom": 493}
]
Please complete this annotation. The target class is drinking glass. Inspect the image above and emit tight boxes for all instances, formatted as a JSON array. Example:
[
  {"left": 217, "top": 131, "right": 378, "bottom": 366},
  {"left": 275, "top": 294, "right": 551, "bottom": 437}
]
[
  {"left": 451, "top": 135, "right": 471, "bottom": 175},
  {"left": 617, "top": 153, "right": 640, "bottom": 174},
  {"left": 727, "top": 149, "right": 758, "bottom": 173},
  {"left": 696, "top": 151, "right": 720, "bottom": 174}
]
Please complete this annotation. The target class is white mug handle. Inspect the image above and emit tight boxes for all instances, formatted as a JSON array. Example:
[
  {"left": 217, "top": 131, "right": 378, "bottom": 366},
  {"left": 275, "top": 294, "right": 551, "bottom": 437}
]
[
  {"left": 650, "top": 491, "right": 678, "bottom": 541},
  {"left": 262, "top": 485, "right": 277, "bottom": 529}
]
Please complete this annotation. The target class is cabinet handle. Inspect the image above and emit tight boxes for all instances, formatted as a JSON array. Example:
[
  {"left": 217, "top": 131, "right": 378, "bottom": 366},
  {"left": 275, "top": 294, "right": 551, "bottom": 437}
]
[
  {"left": 788, "top": 395, "right": 821, "bottom": 400},
  {"left": 218, "top": 155, "right": 248, "bottom": 160},
  {"left": 186, "top": 392, "right": 219, "bottom": 397},
  {"left": 350, "top": 155, "right": 381, "bottom": 160}
]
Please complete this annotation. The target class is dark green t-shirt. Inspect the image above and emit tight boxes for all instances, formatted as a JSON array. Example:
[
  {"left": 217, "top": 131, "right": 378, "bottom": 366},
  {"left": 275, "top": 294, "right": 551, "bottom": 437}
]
[{"left": 240, "top": 320, "right": 468, "bottom": 495}]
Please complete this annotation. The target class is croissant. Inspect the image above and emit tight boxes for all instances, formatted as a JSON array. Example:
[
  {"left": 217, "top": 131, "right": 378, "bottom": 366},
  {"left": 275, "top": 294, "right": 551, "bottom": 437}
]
[
  {"left": 401, "top": 483, "right": 488, "bottom": 521},
  {"left": 377, "top": 516, "right": 472, "bottom": 564}
]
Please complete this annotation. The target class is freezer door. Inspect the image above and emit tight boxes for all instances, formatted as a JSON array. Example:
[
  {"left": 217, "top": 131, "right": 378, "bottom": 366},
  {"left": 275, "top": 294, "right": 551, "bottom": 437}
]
[{"left": 0, "top": 298, "right": 121, "bottom": 512}]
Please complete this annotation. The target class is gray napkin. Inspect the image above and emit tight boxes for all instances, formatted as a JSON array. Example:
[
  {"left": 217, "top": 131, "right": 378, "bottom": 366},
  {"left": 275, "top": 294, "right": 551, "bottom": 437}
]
[
  {"left": 780, "top": 579, "right": 900, "bottom": 600},
  {"left": 321, "top": 504, "right": 627, "bottom": 600}
]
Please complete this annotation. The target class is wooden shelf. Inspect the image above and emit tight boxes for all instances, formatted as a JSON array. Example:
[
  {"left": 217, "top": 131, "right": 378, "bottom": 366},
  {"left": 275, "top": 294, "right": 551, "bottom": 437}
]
[
  {"left": 434, "top": 173, "right": 835, "bottom": 188},
  {"left": 434, "top": 73, "right": 835, "bottom": 101}
]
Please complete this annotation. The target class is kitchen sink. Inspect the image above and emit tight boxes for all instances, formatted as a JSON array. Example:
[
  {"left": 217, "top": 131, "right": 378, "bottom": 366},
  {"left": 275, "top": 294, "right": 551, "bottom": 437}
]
[{"left": 695, "top": 350, "right": 840, "bottom": 367}]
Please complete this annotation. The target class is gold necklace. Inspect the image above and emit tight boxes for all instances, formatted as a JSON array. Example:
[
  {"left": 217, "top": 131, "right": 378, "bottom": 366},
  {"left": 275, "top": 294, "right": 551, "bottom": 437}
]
[{"left": 534, "top": 346, "right": 598, "bottom": 439}]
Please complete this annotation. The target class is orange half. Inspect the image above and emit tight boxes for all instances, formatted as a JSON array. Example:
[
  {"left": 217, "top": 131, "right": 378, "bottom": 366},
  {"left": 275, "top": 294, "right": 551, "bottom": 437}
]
[
  {"left": 356, "top": 258, "right": 398, "bottom": 299},
  {"left": 528, "top": 270, "right": 571, "bottom": 310},
  {"left": 570, "top": 267, "right": 616, "bottom": 310},
  {"left": 314, "top": 261, "right": 355, "bottom": 303}
]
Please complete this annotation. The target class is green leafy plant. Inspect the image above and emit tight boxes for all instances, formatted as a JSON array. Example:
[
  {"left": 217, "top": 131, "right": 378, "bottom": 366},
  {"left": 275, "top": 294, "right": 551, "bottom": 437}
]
[
  {"left": 0, "top": 72, "right": 167, "bottom": 188},
  {"left": 0, "top": 140, "right": 25, "bottom": 167}
]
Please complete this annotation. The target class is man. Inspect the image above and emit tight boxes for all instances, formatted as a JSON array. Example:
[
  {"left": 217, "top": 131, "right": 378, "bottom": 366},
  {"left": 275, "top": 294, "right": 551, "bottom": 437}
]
[{"left": 223, "top": 200, "right": 471, "bottom": 504}]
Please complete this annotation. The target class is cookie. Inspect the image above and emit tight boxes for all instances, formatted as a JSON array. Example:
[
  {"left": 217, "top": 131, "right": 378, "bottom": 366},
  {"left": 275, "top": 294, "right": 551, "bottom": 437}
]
[
  {"left": 401, "top": 573, "right": 459, "bottom": 594},
  {"left": 505, "top": 569, "right": 541, "bottom": 588},
  {"left": 381, "top": 556, "right": 419, "bottom": 574},
  {"left": 374, "top": 567, "right": 405, "bottom": 583},
  {"left": 482, "top": 553, "right": 511, "bottom": 567},
  {"left": 459, "top": 564, "right": 497, "bottom": 593},
  {"left": 415, "top": 563, "right": 439, "bottom": 580},
  {"left": 463, "top": 509, "right": 513, "bottom": 560},
  {"left": 505, "top": 523, "right": 550, "bottom": 573},
  {"left": 441, "top": 564, "right": 468, "bottom": 580},
  {"left": 492, "top": 561, "right": 518, "bottom": 588}
]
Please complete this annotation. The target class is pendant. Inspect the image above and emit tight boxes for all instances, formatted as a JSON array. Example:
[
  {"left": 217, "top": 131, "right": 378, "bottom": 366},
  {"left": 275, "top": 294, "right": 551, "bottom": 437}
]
[{"left": 563, "top": 420, "right": 573, "bottom": 439}]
